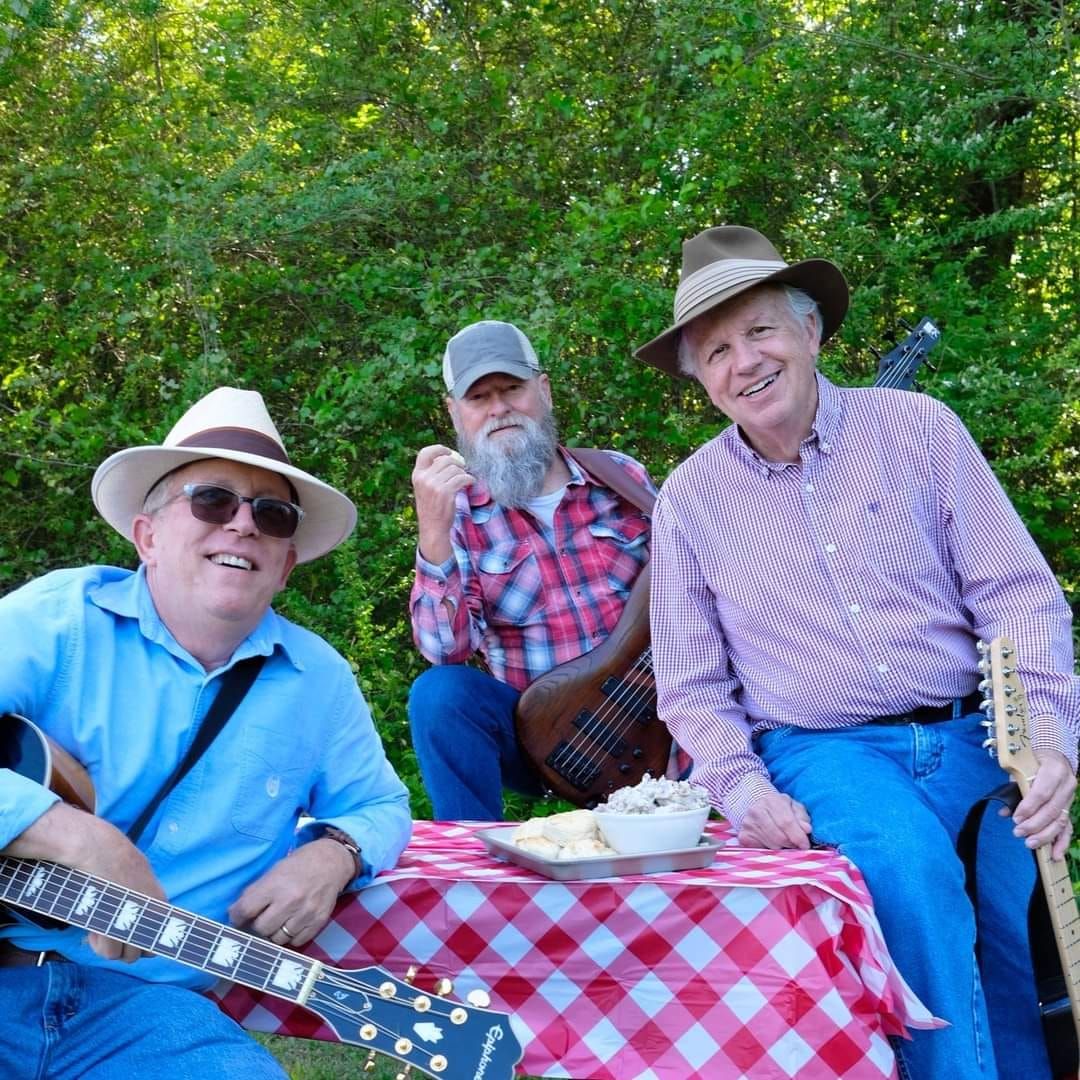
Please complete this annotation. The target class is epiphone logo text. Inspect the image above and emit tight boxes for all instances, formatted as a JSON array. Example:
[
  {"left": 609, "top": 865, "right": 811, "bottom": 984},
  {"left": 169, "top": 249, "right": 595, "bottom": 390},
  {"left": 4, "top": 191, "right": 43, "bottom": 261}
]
[{"left": 471, "top": 1024, "right": 504, "bottom": 1079}]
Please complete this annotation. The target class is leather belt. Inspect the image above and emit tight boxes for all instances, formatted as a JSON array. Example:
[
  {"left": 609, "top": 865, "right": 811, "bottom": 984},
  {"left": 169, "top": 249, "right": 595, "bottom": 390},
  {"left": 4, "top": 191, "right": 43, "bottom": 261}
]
[
  {"left": 873, "top": 690, "right": 982, "bottom": 726},
  {"left": 0, "top": 939, "right": 70, "bottom": 967}
]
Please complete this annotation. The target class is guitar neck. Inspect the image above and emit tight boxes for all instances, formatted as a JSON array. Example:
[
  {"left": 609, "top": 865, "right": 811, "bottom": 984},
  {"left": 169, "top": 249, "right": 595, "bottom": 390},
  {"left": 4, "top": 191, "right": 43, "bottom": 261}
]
[
  {"left": 0, "top": 856, "right": 319, "bottom": 1004},
  {"left": 1033, "top": 827, "right": 1080, "bottom": 1028}
]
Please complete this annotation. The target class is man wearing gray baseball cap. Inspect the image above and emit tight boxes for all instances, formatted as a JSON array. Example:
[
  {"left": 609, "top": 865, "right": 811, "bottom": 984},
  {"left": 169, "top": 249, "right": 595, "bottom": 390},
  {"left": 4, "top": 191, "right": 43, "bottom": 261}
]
[{"left": 408, "top": 320, "right": 659, "bottom": 819}]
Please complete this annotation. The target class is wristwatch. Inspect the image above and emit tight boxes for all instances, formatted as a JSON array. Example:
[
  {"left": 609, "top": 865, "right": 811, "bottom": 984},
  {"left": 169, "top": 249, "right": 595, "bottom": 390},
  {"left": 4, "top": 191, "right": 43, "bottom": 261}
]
[{"left": 322, "top": 826, "right": 363, "bottom": 881}]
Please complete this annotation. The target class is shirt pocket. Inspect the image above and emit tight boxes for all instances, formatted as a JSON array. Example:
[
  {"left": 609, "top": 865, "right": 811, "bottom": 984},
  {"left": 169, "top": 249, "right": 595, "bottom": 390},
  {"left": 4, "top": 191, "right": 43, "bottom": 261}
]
[
  {"left": 861, "top": 486, "right": 945, "bottom": 587},
  {"left": 476, "top": 540, "right": 546, "bottom": 625},
  {"left": 587, "top": 514, "right": 651, "bottom": 597},
  {"left": 230, "top": 723, "right": 313, "bottom": 842}
]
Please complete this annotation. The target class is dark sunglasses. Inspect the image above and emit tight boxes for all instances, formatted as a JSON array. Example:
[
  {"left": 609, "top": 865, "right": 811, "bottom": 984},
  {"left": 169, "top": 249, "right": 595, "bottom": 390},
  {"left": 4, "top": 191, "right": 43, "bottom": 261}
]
[{"left": 180, "top": 483, "right": 304, "bottom": 539}]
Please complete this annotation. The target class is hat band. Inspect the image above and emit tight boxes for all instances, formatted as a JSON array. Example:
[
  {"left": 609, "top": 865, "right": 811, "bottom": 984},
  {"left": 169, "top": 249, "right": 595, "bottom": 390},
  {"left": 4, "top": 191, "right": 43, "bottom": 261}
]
[
  {"left": 175, "top": 428, "right": 291, "bottom": 465},
  {"left": 674, "top": 258, "right": 788, "bottom": 323}
]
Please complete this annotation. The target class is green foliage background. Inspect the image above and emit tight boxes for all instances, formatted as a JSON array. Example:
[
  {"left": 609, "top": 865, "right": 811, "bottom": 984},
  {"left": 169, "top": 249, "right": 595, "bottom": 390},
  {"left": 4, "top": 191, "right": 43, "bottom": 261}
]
[{"left": 2, "top": 0, "right": 1078, "bottom": 827}]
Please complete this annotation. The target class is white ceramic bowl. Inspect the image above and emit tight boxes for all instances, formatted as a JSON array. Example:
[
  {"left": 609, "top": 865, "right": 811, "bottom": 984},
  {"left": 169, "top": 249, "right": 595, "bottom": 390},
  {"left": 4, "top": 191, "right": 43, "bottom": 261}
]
[{"left": 593, "top": 805, "right": 710, "bottom": 855}]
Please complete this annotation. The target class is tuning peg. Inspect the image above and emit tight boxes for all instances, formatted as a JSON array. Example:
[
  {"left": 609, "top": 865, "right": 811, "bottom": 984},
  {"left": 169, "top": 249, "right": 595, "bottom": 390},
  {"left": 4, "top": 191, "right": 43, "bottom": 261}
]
[
  {"left": 1000, "top": 646, "right": 1014, "bottom": 659},
  {"left": 979, "top": 698, "right": 993, "bottom": 713},
  {"left": 363, "top": 1050, "right": 379, "bottom": 1072},
  {"left": 977, "top": 659, "right": 989, "bottom": 674},
  {"left": 980, "top": 718, "right": 993, "bottom": 729},
  {"left": 978, "top": 678, "right": 992, "bottom": 694},
  {"left": 976, "top": 639, "right": 988, "bottom": 654},
  {"left": 869, "top": 345, "right": 883, "bottom": 363},
  {"left": 466, "top": 989, "right": 492, "bottom": 1008},
  {"left": 402, "top": 965, "right": 418, "bottom": 985},
  {"left": 982, "top": 738, "right": 996, "bottom": 753},
  {"left": 394, "top": 1068, "right": 412, "bottom": 1080},
  {"left": 433, "top": 977, "right": 453, "bottom": 997}
]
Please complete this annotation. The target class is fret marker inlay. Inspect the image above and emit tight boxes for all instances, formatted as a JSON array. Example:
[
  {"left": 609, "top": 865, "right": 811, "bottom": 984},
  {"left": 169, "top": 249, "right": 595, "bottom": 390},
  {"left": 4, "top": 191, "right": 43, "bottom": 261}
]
[
  {"left": 159, "top": 917, "right": 189, "bottom": 948},
  {"left": 271, "top": 958, "right": 304, "bottom": 991},
  {"left": 73, "top": 885, "right": 99, "bottom": 916},
  {"left": 115, "top": 899, "right": 142, "bottom": 931},
  {"left": 211, "top": 938, "right": 243, "bottom": 969}
]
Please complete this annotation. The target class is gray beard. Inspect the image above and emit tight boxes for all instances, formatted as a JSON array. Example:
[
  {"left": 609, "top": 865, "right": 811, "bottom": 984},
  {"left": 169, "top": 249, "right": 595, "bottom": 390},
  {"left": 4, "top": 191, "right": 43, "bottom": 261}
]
[{"left": 458, "top": 410, "right": 560, "bottom": 508}]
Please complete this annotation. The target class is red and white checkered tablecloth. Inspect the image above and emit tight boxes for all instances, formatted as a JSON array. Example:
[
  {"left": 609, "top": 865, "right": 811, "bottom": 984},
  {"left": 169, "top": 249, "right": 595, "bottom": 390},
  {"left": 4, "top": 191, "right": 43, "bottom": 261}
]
[{"left": 215, "top": 821, "right": 942, "bottom": 1079}]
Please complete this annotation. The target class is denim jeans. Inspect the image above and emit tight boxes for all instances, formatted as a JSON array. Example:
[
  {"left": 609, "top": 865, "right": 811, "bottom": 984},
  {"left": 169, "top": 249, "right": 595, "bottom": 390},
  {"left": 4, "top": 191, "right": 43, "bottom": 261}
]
[
  {"left": 0, "top": 962, "right": 285, "bottom": 1079},
  {"left": 408, "top": 664, "right": 544, "bottom": 819},
  {"left": 756, "top": 712, "right": 1051, "bottom": 1080}
]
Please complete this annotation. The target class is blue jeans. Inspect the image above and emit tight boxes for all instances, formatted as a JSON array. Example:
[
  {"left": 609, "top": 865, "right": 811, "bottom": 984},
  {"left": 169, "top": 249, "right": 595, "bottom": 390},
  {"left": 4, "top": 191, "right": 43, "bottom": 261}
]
[
  {"left": 756, "top": 712, "right": 1051, "bottom": 1080},
  {"left": 408, "top": 665, "right": 544, "bottom": 819},
  {"left": 0, "top": 962, "right": 285, "bottom": 1079}
]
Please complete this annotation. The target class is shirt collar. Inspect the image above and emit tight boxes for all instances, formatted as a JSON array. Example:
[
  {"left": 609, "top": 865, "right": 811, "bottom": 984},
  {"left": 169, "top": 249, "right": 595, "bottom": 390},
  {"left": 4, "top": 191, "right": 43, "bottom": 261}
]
[
  {"left": 728, "top": 370, "right": 841, "bottom": 475},
  {"left": 88, "top": 564, "right": 297, "bottom": 672}
]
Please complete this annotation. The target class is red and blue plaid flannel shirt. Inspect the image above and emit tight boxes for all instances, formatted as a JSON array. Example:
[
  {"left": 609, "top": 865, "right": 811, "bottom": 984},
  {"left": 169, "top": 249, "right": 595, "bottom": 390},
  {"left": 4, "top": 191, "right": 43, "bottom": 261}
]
[{"left": 410, "top": 448, "right": 655, "bottom": 690}]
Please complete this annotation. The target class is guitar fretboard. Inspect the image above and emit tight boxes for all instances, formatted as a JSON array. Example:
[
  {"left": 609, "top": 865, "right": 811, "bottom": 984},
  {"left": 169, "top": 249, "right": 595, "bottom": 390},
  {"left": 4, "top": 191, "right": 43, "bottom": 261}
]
[
  {"left": 0, "top": 856, "right": 318, "bottom": 1002},
  {"left": 1036, "top": 843, "right": 1080, "bottom": 1013}
]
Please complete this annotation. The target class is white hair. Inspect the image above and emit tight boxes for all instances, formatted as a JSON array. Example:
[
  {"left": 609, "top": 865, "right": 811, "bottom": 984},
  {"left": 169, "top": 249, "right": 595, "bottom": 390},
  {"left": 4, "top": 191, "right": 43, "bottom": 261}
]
[{"left": 676, "top": 285, "right": 822, "bottom": 379}]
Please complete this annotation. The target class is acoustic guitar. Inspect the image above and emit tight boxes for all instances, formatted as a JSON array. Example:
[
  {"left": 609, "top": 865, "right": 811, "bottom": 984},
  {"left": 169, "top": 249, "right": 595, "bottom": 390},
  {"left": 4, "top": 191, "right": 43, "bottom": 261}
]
[
  {"left": 516, "top": 316, "right": 943, "bottom": 806},
  {"left": 0, "top": 713, "right": 523, "bottom": 1080},
  {"left": 978, "top": 637, "right": 1080, "bottom": 1077}
]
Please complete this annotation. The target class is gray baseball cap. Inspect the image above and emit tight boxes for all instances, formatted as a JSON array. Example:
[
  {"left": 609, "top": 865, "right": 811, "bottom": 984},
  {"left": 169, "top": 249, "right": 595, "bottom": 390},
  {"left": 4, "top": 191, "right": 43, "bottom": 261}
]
[{"left": 442, "top": 320, "right": 541, "bottom": 398}]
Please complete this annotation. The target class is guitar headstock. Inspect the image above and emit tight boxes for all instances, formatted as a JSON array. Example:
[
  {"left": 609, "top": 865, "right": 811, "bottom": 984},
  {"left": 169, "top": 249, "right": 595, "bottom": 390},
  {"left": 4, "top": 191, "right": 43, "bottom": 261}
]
[
  {"left": 977, "top": 636, "right": 1037, "bottom": 790},
  {"left": 873, "top": 315, "right": 941, "bottom": 391},
  {"left": 304, "top": 963, "right": 522, "bottom": 1079}
]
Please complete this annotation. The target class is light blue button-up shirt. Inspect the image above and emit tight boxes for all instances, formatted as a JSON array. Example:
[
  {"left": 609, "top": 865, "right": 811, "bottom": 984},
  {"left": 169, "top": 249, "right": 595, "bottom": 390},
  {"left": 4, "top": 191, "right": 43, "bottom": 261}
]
[{"left": 0, "top": 565, "right": 412, "bottom": 988}]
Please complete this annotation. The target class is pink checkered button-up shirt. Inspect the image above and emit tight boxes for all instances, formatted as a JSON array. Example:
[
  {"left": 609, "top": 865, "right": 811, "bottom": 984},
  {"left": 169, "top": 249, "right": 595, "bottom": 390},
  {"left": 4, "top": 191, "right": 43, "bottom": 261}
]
[
  {"left": 411, "top": 448, "right": 654, "bottom": 690},
  {"left": 651, "top": 374, "right": 1079, "bottom": 829}
]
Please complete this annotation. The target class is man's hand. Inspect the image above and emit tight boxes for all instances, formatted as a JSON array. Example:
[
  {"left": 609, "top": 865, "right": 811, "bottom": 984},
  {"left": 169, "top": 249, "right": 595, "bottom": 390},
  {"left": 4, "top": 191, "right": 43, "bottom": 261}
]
[
  {"left": 738, "top": 792, "right": 814, "bottom": 850},
  {"left": 1008, "top": 749, "right": 1076, "bottom": 861},
  {"left": 3, "top": 802, "right": 166, "bottom": 962},
  {"left": 227, "top": 838, "right": 355, "bottom": 948},
  {"left": 412, "top": 444, "right": 474, "bottom": 565}
]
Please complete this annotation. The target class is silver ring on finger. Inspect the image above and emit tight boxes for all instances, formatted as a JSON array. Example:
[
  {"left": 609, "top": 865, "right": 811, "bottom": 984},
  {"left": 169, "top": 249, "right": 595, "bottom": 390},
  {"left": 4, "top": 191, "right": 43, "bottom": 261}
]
[{"left": 279, "top": 923, "right": 294, "bottom": 938}]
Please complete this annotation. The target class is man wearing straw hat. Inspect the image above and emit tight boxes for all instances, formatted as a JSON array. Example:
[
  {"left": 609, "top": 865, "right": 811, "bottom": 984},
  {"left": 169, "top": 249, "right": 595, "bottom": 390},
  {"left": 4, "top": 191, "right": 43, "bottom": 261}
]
[
  {"left": 0, "top": 386, "right": 412, "bottom": 1077},
  {"left": 639, "top": 226, "right": 1078, "bottom": 1078}
]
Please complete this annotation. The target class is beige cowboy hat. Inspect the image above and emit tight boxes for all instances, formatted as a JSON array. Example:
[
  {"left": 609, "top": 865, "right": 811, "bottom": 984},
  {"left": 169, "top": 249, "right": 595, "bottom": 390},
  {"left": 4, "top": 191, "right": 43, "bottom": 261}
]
[
  {"left": 634, "top": 225, "right": 850, "bottom": 377},
  {"left": 91, "top": 386, "right": 357, "bottom": 564}
]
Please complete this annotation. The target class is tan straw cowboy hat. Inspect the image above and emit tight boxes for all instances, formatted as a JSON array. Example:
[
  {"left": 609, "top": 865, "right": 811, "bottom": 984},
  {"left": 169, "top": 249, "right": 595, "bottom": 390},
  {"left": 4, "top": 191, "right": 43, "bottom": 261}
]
[
  {"left": 634, "top": 225, "right": 850, "bottom": 377},
  {"left": 91, "top": 386, "right": 357, "bottom": 564}
]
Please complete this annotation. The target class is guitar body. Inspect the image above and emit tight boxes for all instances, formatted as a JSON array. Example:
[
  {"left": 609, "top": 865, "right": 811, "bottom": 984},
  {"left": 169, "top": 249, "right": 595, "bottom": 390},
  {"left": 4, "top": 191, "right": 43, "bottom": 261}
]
[
  {"left": 515, "top": 563, "right": 668, "bottom": 806},
  {"left": 0, "top": 713, "right": 522, "bottom": 1079},
  {"left": 980, "top": 640, "right": 1080, "bottom": 1078},
  {"left": 515, "top": 317, "right": 943, "bottom": 808}
]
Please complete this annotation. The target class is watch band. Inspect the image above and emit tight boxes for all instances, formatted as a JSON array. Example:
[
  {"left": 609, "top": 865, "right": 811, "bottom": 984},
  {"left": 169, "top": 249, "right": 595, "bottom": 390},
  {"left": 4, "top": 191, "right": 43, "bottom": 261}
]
[{"left": 322, "top": 826, "right": 363, "bottom": 881}]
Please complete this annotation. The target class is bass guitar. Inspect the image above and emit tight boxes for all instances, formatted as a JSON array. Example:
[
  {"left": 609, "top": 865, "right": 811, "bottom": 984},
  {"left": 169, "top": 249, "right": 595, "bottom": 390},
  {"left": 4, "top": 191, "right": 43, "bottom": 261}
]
[
  {"left": 0, "top": 713, "right": 522, "bottom": 1080},
  {"left": 515, "top": 316, "right": 942, "bottom": 806},
  {"left": 978, "top": 637, "right": 1080, "bottom": 1078}
]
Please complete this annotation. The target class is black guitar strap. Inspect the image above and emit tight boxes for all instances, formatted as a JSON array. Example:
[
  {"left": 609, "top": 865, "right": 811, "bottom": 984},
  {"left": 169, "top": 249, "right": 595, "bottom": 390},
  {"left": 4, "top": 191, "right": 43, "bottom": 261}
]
[
  {"left": 957, "top": 781, "right": 1077, "bottom": 1075},
  {"left": 126, "top": 653, "right": 267, "bottom": 845},
  {"left": 565, "top": 447, "right": 656, "bottom": 515}
]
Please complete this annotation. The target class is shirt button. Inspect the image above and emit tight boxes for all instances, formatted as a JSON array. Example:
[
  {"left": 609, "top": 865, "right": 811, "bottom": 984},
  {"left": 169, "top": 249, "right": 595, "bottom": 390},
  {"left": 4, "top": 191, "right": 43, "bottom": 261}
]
[
  {"left": 821, "top": 442, "right": 831, "bottom": 452},
  {"left": 168, "top": 821, "right": 179, "bottom": 833},
  {"left": 877, "top": 663, "right": 889, "bottom": 674},
  {"left": 804, "top": 482, "right": 814, "bottom": 493},
  {"left": 849, "top": 603, "right": 861, "bottom": 614},
  {"left": 825, "top": 543, "right": 836, "bottom": 554}
]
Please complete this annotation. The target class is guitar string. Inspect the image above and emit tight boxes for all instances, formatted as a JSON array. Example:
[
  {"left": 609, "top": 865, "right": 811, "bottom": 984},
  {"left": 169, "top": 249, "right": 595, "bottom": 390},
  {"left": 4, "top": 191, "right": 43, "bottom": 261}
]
[
  {"left": 0, "top": 861, "right": 462, "bottom": 1018},
  {"left": 548, "top": 336, "right": 928, "bottom": 787}
]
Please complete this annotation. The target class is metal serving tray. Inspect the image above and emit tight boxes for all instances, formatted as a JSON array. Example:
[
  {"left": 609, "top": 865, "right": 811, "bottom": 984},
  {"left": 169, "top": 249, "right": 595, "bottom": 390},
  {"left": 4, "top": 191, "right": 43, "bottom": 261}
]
[{"left": 476, "top": 826, "right": 722, "bottom": 881}]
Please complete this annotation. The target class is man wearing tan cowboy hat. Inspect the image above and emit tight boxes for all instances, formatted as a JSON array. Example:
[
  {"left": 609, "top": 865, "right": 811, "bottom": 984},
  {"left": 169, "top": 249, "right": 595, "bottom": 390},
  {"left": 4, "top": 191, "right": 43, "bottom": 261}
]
[
  {"left": 0, "top": 386, "right": 411, "bottom": 1078},
  {"left": 408, "top": 320, "right": 660, "bottom": 819},
  {"left": 640, "top": 226, "right": 1078, "bottom": 1078}
]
